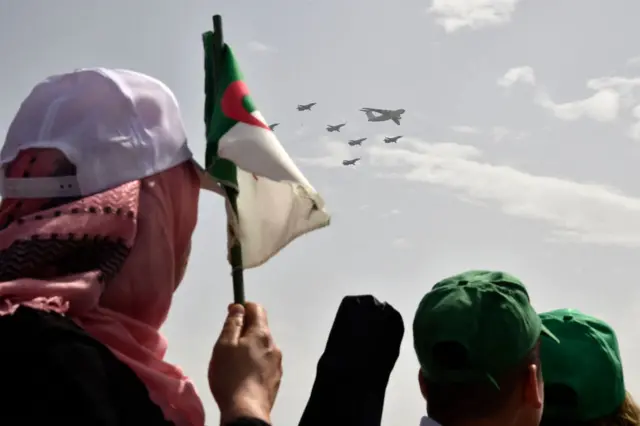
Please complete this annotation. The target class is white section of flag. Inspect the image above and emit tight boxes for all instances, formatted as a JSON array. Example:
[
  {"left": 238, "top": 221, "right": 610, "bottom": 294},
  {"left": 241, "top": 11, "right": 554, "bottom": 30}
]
[{"left": 218, "top": 111, "right": 330, "bottom": 268}]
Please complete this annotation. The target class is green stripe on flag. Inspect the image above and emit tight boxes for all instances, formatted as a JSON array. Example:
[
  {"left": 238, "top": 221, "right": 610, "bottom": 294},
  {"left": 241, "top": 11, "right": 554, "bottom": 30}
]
[{"left": 203, "top": 31, "right": 260, "bottom": 189}]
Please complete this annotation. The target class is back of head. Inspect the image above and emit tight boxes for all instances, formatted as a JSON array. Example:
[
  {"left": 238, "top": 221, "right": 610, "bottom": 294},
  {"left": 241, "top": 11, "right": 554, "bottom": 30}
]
[
  {"left": 540, "top": 309, "right": 639, "bottom": 426},
  {"left": 0, "top": 68, "right": 202, "bottom": 327},
  {"left": 412, "top": 270, "right": 558, "bottom": 425}
]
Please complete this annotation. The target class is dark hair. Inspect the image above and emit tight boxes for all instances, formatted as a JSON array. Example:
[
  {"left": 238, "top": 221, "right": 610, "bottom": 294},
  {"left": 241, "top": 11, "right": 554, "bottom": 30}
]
[
  {"left": 541, "top": 392, "right": 640, "bottom": 426},
  {"left": 425, "top": 340, "right": 541, "bottom": 424}
]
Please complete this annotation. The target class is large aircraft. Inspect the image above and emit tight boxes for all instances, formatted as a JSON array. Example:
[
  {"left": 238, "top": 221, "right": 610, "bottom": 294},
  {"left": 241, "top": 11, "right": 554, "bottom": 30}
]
[
  {"left": 342, "top": 158, "right": 360, "bottom": 166},
  {"left": 348, "top": 138, "right": 367, "bottom": 146},
  {"left": 384, "top": 136, "right": 402, "bottom": 143},
  {"left": 297, "top": 102, "right": 316, "bottom": 111},
  {"left": 360, "top": 108, "right": 405, "bottom": 125},
  {"left": 327, "top": 123, "right": 347, "bottom": 132},
  {"left": 269, "top": 123, "right": 279, "bottom": 131}
]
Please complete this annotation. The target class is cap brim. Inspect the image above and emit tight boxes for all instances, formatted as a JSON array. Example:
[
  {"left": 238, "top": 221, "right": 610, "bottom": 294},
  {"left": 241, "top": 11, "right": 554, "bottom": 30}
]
[
  {"left": 541, "top": 323, "right": 560, "bottom": 343},
  {"left": 190, "top": 159, "right": 224, "bottom": 195}
]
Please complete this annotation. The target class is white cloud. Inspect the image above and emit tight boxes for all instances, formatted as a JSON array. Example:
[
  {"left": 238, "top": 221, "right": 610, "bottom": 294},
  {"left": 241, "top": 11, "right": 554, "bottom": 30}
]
[
  {"left": 367, "top": 138, "right": 640, "bottom": 246},
  {"left": 247, "top": 41, "right": 276, "bottom": 53},
  {"left": 297, "top": 136, "right": 481, "bottom": 170},
  {"left": 449, "top": 125, "right": 526, "bottom": 143},
  {"left": 498, "top": 66, "right": 536, "bottom": 87},
  {"left": 451, "top": 125, "right": 481, "bottom": 134},
  {"left": 587, "top": 76, "right": 640, "bottom": 94},
  {"left": 411, "top": 140, "right": 482, "bottom": 158},
  {"left": 627, "top": 56, "right": 640, "bottom": 67},
  {"left": 428, "top": 0, "right": 522, "bottom": 33},
  {"left": 296, "top": 138, "right": 352, "bottom": 168},
  {"left": 586, "top": 76, "right": 640, "bottom": 112},
  {"left": 534, "top": 89, "right": 620, "bottom": 122},
  {"left": 585, "top": 76, "right": 640, "bottom": 138},
  {"left": 499, "top": 66, "right": 624, "bottom": 123}
]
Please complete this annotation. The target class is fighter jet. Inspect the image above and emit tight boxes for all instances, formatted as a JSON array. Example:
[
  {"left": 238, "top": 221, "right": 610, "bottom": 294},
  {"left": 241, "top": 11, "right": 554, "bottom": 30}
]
[
  {"left": 384, "top": 136, "right": 402, "bottom": 143},
  {"left": 342, "top": 158, "right": 361, "bottom": 166},
  {"left": 297, "top": 102, "right": 316, "bottom": 111},
  {"left": 327, "top": 123, "right": 347, "bottom": 132},
  {"left": 360, "top": 108, "right": 405, "bottom": 125},
  {"left": 348, "top": 137, "right": 367, "bottom": 146},
  {"left": 269, "top": 123, "right": 279, "bottom": 131}
]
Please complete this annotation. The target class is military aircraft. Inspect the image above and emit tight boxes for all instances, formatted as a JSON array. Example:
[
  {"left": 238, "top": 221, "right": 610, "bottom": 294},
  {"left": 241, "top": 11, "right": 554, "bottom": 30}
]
[
  {"left": 384, "top": 136, "right": 402, "bottom": 143},
  {"left": 297, "top": 102, "right": 316, "bottom": 111},
  {"left": 360, "top": 108, "right": 405, "bottom": 125},
  {"left": 327, "top": 123, "right": 347, "bottom": 132},
  {"left": 342, "top": 158, "right": 361, "bottom": 166},
  {"left": 269, "top": 123, "right": 279, "bottom": 131},
  {"left": 348, "top": 138, "right": 367, "bottom": 146}
]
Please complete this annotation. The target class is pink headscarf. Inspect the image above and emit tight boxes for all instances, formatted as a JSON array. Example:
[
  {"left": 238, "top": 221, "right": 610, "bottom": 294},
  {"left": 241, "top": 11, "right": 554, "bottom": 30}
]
[{"left": 0, "top": 148, "right": 204, "bottom": 426}]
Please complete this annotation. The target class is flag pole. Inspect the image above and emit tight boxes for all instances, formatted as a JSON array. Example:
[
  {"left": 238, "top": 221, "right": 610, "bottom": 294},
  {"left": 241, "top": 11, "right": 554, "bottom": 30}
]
[{"left": 212, "top": 14, "right": 246, "bottom": 305}]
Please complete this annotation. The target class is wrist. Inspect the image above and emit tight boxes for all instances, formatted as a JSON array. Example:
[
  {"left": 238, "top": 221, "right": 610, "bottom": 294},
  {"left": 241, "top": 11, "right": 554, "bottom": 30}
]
[{"left": 219, "top": 398, "right": 271, "bottom": 425}]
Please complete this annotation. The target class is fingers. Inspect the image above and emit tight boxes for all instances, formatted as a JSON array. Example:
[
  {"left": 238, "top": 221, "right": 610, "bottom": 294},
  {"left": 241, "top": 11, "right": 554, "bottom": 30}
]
[
  {"left": 244, "top": 302, "right": 269, "bottom": 332},
  {"left": 218, "top": 303, "right": 245, "bottom": 345}
]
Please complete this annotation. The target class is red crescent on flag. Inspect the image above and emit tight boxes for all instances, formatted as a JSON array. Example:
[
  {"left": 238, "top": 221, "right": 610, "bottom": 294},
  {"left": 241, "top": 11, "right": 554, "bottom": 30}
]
[
  {"left": 220, "top": 80, "right": 270, "bottom": 131},
  {"left": 220, "top": 80, "right": 265, "bottom": 181}
]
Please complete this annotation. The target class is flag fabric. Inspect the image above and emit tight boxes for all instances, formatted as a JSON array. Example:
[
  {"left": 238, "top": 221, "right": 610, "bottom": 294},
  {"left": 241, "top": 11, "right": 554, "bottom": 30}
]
[{"left": 203, "top": 32, "right": 331, "bottom": 269}]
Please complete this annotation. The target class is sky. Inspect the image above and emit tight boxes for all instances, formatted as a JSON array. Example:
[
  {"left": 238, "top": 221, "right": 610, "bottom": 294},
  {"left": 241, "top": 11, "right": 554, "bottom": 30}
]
[{"left": 2, "top": 0, "right": 640, "bottom": 424}]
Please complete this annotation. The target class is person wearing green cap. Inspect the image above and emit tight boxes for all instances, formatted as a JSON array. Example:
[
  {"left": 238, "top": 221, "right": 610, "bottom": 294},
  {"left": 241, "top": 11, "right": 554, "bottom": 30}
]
[
  {"left": 539, "top": 309, "right": 640, "bottom": 426},
  {"left": 413, "top": 270, "right": 559, "bottom": 426}
]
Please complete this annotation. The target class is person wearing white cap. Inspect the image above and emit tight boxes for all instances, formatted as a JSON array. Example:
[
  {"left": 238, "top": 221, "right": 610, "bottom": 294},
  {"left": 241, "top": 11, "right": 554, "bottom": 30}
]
[{"left": 0, "top": 68, "right": 281, "bottom": 426}]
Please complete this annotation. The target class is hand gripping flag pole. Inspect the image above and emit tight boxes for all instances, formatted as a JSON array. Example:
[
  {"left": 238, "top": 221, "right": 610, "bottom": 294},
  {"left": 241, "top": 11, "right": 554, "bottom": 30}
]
[{"left": 205, "top": 15, "right": 246, "bottom": 304}]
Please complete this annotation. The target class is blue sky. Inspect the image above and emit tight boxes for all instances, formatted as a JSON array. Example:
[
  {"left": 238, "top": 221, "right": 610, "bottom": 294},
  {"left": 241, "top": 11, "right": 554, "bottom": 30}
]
[{"left": 3, "top": 0, "right": 640, "bottom": 424}]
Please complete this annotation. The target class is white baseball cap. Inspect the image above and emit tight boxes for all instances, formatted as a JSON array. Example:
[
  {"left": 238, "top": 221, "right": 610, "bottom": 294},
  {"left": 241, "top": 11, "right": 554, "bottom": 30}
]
[{"left": 0, "top": 67, "right": 222, "bottom": 199}]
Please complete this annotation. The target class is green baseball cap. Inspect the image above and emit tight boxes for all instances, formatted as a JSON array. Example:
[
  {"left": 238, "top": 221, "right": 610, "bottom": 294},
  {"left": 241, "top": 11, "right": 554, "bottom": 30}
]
[
  {"left": 540, "top": 309, "right": 625, "bottom": 421},
  {"left": 413, "top": 270, "right": 558, "bottom": 387}
]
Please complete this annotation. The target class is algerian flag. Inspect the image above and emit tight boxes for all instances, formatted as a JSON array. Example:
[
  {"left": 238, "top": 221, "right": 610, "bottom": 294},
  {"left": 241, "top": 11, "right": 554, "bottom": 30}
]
[{"left": 203, "top": 33, "right": 331, "bottom": 269}]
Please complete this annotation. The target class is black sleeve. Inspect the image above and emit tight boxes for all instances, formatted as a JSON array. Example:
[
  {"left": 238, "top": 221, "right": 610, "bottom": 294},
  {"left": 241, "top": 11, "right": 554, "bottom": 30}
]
[
  {"left": 298, "top": 295, "right": 405, "bottom": 426},
  {"left": 224, "top": 418, "right": 271, "bottom": 426}
]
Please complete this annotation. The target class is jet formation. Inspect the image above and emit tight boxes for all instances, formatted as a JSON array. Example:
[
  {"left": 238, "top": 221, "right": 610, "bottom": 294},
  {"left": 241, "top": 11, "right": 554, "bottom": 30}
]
[
  {"left": 338, "top": 107, "right": 406, "bottom": 166},
  {"left": 266, "top": 101, "right": 407, "bottom": 166}
]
